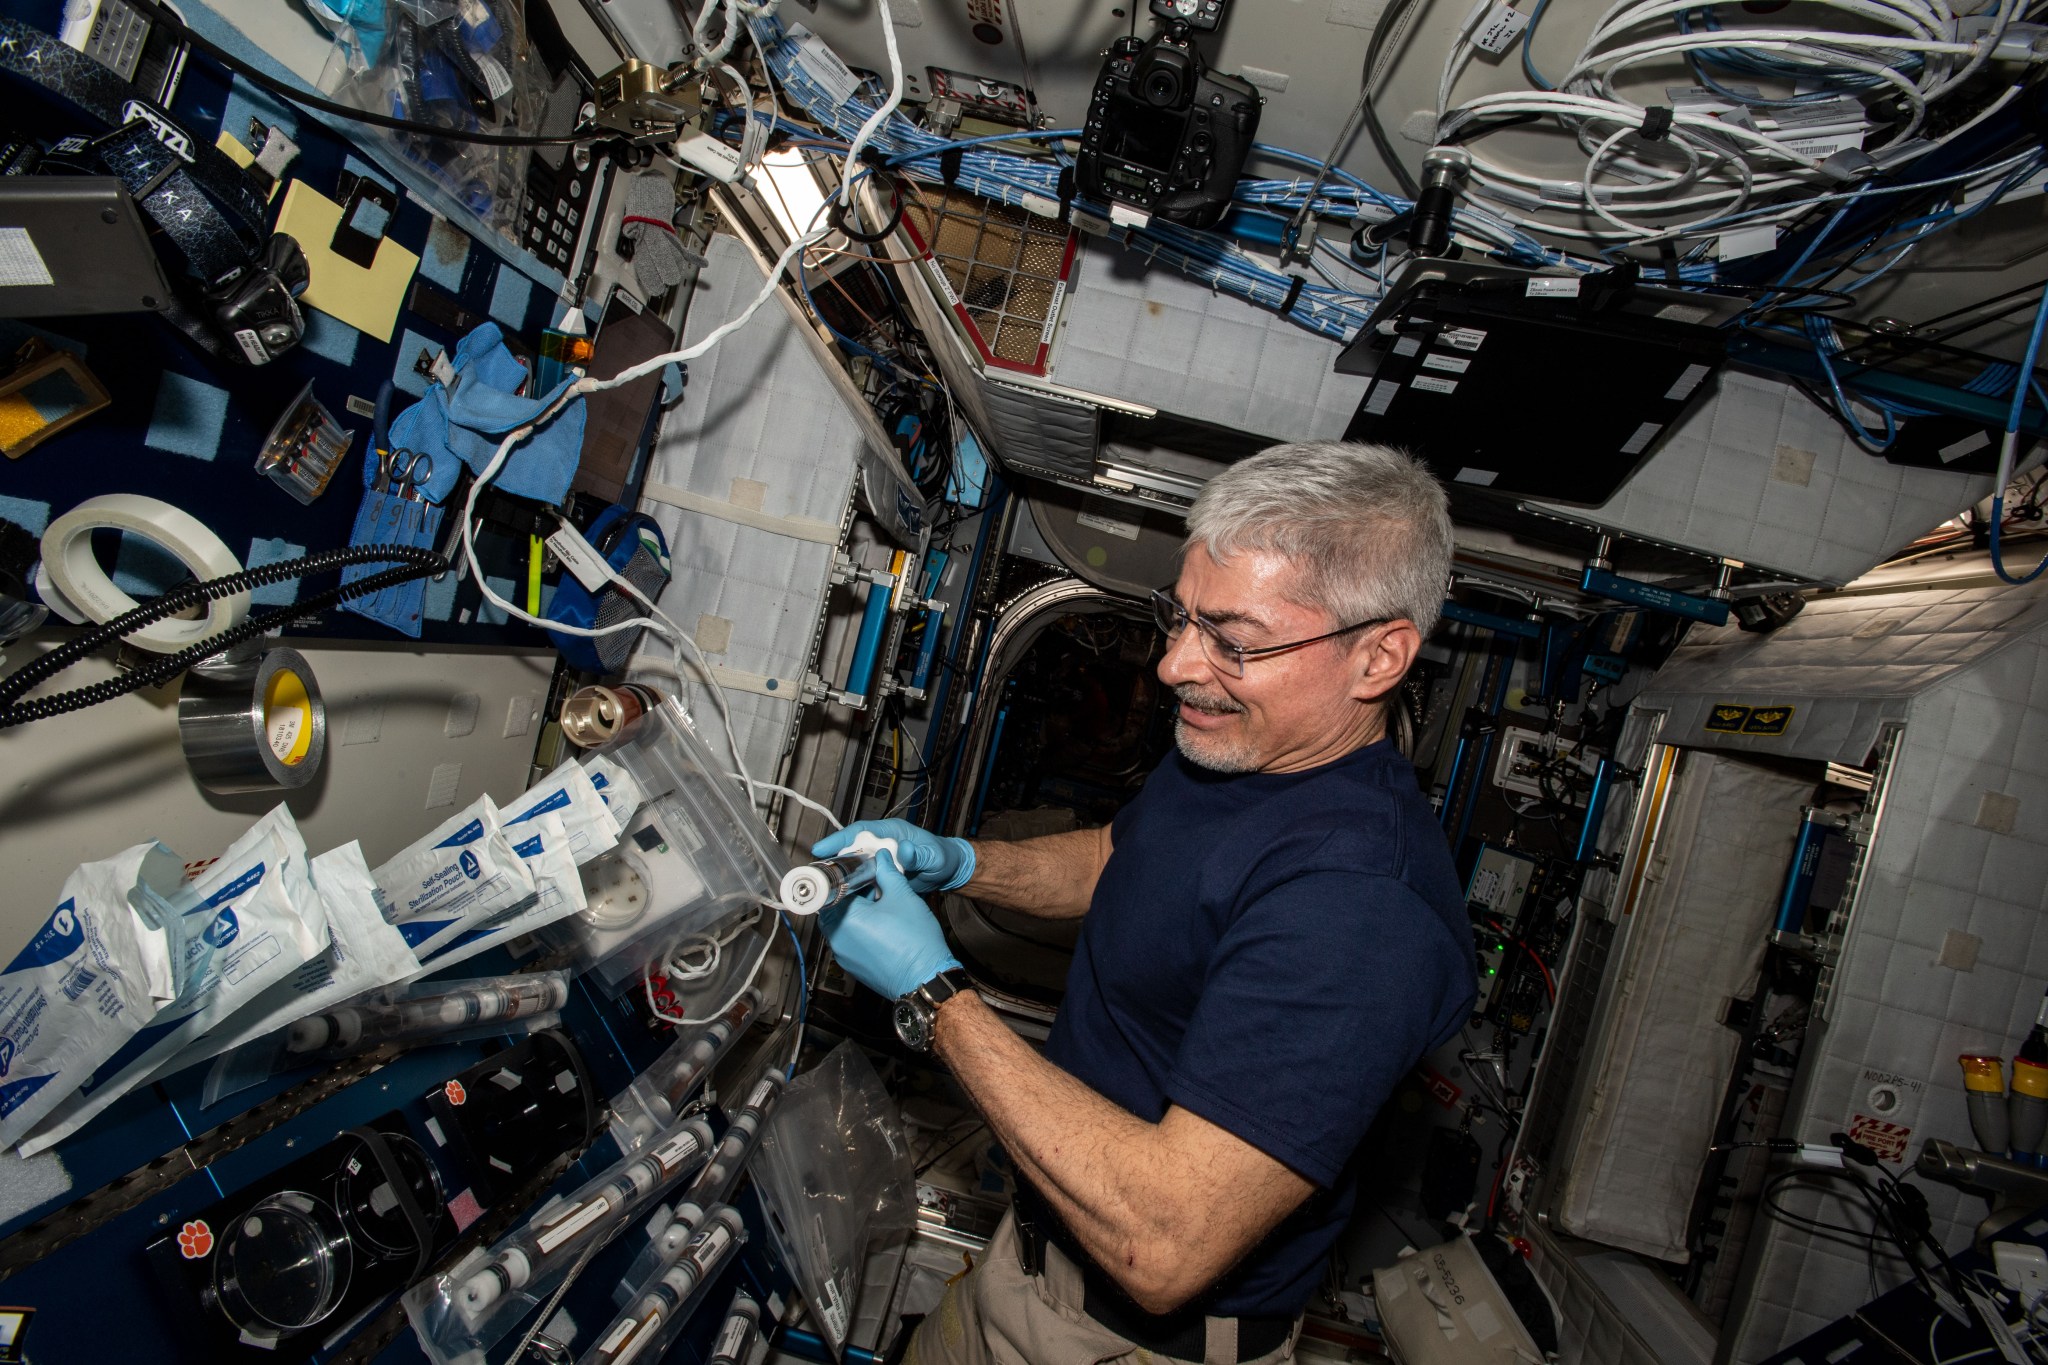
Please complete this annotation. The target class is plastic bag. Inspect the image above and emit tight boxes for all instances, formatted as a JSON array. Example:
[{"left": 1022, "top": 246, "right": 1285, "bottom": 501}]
[
  {"left": 22, "top": 805, "right": 331, "bottom": 1155},
  {"left": 147, "top": 841, "right": 420, "bottom": 1083},
  {"left": 373, "top": 795, "right": 537, "bottom": 959},
  {"left": 320, "top": 0, "right": 547, "bottom": 246},
  {"left": 751, "top": 1041, "right": 914, "bottom": 1357},
  {"left": 0, "top": 842, "right": 181, "bottom": 1149},
  {"left": 201, "top": 970, "right": 570, "bottom": 1106}
]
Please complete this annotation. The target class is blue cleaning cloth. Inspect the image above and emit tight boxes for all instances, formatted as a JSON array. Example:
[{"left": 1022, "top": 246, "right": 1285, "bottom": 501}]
[{"left": 384, "top": 323, "right": 587, "bottom": 506}]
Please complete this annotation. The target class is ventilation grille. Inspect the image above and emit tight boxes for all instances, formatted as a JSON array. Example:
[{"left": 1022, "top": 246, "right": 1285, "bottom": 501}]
[{"left": 899, "top": 185, "right": 1076, "bottom": 376}]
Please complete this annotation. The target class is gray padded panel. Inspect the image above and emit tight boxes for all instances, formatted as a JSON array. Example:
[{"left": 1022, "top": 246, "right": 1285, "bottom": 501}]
[
  {"left": 631, "top": 234, "right": 858, "bottom": 785},
  {"left": 1047, "top": 236, "right": 1371, "bottom": 442},
  {"left": 1638, "top": 581, "right": 2048, "bottom": 765},
  {"left": 973, "top": 375, "right": 1100, "bottom": 481},
  {"left": 1533, "top": 368, "right": 1999, "bottom": 587}
]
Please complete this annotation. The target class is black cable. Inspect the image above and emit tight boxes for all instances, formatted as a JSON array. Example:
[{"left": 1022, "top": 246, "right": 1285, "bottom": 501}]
[
  {"left": 830, "top": 193, "right": 907, "bottom": 244},
  {"left": 1, "top": 546, "right": 446, "bottom": 727},
  {"left": 1361, "top": 0, "right": 1423, "bottom": 198},
  {"left": 123, "top": 0, "right": 589, "bottom": 148}
]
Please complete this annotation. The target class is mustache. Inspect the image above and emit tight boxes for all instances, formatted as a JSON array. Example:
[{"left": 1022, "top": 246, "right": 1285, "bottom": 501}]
[{"left": 1175, "top": 685, "right": 1244, "bottom": 716}]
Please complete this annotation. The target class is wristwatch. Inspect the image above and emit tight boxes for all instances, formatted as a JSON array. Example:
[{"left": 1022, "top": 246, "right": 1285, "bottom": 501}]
[{"left": 893, "top": 967, "right": 974, "bottom": 1052}]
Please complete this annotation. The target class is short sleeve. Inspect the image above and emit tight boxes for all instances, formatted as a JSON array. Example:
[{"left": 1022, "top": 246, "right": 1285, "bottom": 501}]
[{"left": 1163, "top": 871, "right": 1469, "bottom": 1188}]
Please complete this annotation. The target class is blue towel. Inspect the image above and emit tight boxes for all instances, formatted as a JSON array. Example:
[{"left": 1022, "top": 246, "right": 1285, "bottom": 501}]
[{"left": 384, "top": 323, "right": 587, "bottom": 506}]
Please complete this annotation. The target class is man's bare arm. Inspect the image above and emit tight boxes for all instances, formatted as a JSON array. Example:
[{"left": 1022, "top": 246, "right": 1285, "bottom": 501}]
[
  {"left": 934, "top": 992, "right": 1312, "bottom": 1314},
  {"left": 957, "top": 825, "right": 1112, "bottom": 920}
]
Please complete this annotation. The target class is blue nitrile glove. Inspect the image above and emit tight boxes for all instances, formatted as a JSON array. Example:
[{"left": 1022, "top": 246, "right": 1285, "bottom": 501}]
[
  {"left": 812, "top": 819, "right": 974, "bottom": 895},
  {"left": 820, "top": 854, "right": 963, "bottom": 1000}
]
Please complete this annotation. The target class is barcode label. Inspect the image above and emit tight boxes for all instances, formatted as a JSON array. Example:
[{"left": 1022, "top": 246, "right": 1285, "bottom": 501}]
[{"left": 61, "top": 966, "right": 97, "bottom": 1001}]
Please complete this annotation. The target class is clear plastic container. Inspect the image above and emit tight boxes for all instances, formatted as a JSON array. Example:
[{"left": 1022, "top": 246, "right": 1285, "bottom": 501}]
[{"left": 541, "top": 698, "right": 786, "bottom": 998}]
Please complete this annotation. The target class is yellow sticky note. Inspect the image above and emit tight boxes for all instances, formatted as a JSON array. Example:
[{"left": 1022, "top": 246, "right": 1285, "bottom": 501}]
[
  {"left": 213, "top": 132, "right": 280, "bottom": 201},
  {"left": 274, "top": 179, "right": 420, "bottom": 343}
]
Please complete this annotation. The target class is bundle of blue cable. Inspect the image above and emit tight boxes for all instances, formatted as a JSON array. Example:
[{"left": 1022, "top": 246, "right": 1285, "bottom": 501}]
[{"left": 748, "top": 16, "right": 1585, "bottom": 344}]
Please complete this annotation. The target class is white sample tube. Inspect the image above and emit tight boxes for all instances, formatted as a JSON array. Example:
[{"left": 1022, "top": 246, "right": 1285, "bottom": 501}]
[
  {"left": 579, "top": 1206, "right": 747, "bottom": 1365},
  {"left": 287, "top": 974, "right": 571, "bottom": 1054},
  {"left": 455, "top": 1116, "right": 715, "bottom": 1322},
  {"left": 707, "top": 1292, "right": 762, "bottom": 1365},
  {"left": 623, "top": 989, "right": 763, "bottom": 1143}
]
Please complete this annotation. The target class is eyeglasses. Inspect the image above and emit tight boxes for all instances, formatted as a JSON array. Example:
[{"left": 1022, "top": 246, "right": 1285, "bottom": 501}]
[{"left": 1149, "top": 589, "right": 1393, "bottom": 679}]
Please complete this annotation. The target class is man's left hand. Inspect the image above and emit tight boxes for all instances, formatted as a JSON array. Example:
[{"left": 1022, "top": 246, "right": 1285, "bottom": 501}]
[{"left": 820, "top": 853, "right": 963, "bottom": 1000}]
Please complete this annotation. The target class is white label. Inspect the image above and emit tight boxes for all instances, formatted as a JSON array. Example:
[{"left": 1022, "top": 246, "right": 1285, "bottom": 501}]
[
  {"left": 1075, "top": 509, "right": 1140, "bottom": 541},
  {"left": 1455, "top": 468, "right": 1498, "bottom": 486},
  {"left": 0, "top": 228, "right": 55, "bottom": 288},
  {"left": 652, "top": 1129, "right": 702, "bottom": 1173},
  {"left": 1108, "top": 202, "right": 1151, "bottom": 229},
  {"left": 1968, "top": 1288, "right": 2028, "bottom": 1365},
  {"left": 1716, "top": 223, "right": 1778, "bottom": 260},
  {"left": 609, "top": 1312, "right": 664, "bottom": 1365},
  {"left": 536, "top": 1195, "right": 613, "bottom": 1254},
  {"left": 1440, "top": 326, "right": 1488, "bottom": 351},
  {"left": 472, "top": 52, "right": 513, "bottom": 101},
  {"left": 1940, "top": 430, "right": 1992, "bottom": 464},
  {"left": 1655, "top": 302, "right": 1711, "bottom": 325},
  {"left": 1664, "top": 363, "right": 1711, "bottom": 401},
  {"left": 1041, "top": 278, "right": 1067, "bottom": 345},
  {"left": 1411, "top": 375, "right": 1459, "bottom": 394},
  {"left": 1392, "top": 335, "right": 1421, "bottom": 357},
  {"left": 547, "top": 524, "right": 617, "bottom": 592},
  {"left": 714, "top": 1314, "right": 751, "bottom": 1358},
  {"left": 1020, "top": 191, "right": 1061, "bottom": 219},
  {"left": 819, "top": 1274, "right": 850, "bottom": 1342},
  {"left": 788, "top": 25, "right": 862, "bottom": 105},
  {"left": 1362, "top": 379, "right": 1399, "bottom": 415},
  {"left": 267, "top": 702, "right": 307, "bottom": 762},
  {"left": 695, "top": 1222, "right": 737, "bottom": 1266},
  {"left": 232, "top": 328, "right": 270, "bottom": 365},
  {"left": 1782, "top": 130, "right": 1868, "bottom": 160},
  {"left": 1619, "top": 420, "right": 1663, "bottom": 456},
  {"left": 1525, "top": 276, "right": 1581, "bottom": 298},
  {"left": 1421, "top": 353, "right": 1471, "bottom": 375},
  {"left": 1471, "top": 1, "right": 1530, "bottom": 53}
]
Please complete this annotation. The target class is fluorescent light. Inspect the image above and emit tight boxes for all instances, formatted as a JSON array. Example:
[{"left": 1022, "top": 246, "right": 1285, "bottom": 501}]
[{"left": 758, "top": 147, "right": 832, "bottom": 244}]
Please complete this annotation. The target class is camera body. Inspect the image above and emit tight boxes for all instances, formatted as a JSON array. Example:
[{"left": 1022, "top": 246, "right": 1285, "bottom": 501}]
[{"left": 1078, "top": 29, "right": 1261, "bottom": 229}]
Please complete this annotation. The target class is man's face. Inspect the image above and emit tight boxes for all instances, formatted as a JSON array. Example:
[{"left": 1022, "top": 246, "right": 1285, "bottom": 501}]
[{"left": 1157, "top": 544, "right": 1392, "bottom": 774}]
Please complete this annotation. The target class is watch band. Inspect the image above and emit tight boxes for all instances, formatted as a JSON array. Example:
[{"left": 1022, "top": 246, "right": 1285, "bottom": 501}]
[{"left": 913, "top": 966, "right": 972, "bottom": 1011}]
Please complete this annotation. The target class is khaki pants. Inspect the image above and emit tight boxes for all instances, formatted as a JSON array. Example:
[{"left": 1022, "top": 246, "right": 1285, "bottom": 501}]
[{"left": 905, "top": 1213, "right": 1299, "bottom": 1365}]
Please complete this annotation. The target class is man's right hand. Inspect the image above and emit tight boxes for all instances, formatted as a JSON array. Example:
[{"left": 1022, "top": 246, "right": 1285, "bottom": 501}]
[{"left": 812, "top": 819, "right": 975, "bottom": 895}]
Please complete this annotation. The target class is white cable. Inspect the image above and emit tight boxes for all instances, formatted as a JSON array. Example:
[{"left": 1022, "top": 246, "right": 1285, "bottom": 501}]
[{"left": 735, "top": 778, "right": 844, "bottom": 831}]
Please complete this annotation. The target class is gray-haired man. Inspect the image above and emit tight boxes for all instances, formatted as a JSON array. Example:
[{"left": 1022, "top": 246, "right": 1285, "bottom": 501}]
[{"left": 820, "top": 442, "right": 1476, "bottom": 1364}]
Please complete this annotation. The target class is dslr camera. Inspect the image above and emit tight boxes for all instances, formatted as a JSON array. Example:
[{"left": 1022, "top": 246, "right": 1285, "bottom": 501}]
[{"left": 1077, "top": 20, "right": 1261, "bottom": 230}]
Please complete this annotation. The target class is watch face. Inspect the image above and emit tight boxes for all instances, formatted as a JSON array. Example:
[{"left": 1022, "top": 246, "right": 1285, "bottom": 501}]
[{"left": 893, "top": 998, "right": 934, "bottom": 1052}]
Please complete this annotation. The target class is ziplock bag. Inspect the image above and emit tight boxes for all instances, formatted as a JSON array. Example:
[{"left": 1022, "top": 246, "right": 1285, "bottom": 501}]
[{"left": 751, "top": 1041, "right": 915, "bottom": 1356}]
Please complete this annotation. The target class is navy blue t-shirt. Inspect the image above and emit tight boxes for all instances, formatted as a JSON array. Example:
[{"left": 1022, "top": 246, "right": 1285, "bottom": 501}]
[{"left": 1041, "top": 739, "right": 1473, "bottom": 1318}]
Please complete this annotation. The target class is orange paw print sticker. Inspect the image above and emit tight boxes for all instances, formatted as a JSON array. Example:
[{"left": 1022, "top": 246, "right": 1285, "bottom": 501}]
[
  {"left": 443, "top": 1079, "right": 467, "bottom": 1106},
  {"left": 177, "top": 1220, "right": 213, "bottom": 1259}
]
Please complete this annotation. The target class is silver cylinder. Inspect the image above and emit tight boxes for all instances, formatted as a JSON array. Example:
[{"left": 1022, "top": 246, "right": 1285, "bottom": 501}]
[{"left": 178, "top": 646, "right": 327, "bottom": 793}]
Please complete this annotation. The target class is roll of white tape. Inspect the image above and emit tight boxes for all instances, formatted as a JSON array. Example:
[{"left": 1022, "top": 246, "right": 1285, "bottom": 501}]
[{"left": 39, "top": 495, "right": 249, "bottom": 652}]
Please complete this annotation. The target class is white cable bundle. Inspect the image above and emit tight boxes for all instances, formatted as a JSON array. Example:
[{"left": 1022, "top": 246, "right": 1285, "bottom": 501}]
[{"left": 1434, "top": 0, "right": 2036, "bottom": 245}]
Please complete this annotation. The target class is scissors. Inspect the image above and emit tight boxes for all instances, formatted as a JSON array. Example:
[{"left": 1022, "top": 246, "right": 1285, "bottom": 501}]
[{"left": 377, "top": 447, "right": 435, "bottom": 501}]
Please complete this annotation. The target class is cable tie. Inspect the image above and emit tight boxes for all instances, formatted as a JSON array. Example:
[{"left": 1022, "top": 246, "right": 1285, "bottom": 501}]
[
  {"left": 1280, "top": 274, "right": 1307, "bottom": 316},
  {"left": 1639, "top": 106, "right": 1674, "bottom": 141}
]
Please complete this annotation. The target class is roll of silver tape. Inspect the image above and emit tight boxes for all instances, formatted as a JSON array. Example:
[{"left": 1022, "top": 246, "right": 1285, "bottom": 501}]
[{"left": 178, "top": 647, "right": 327, "bottom": 794}]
